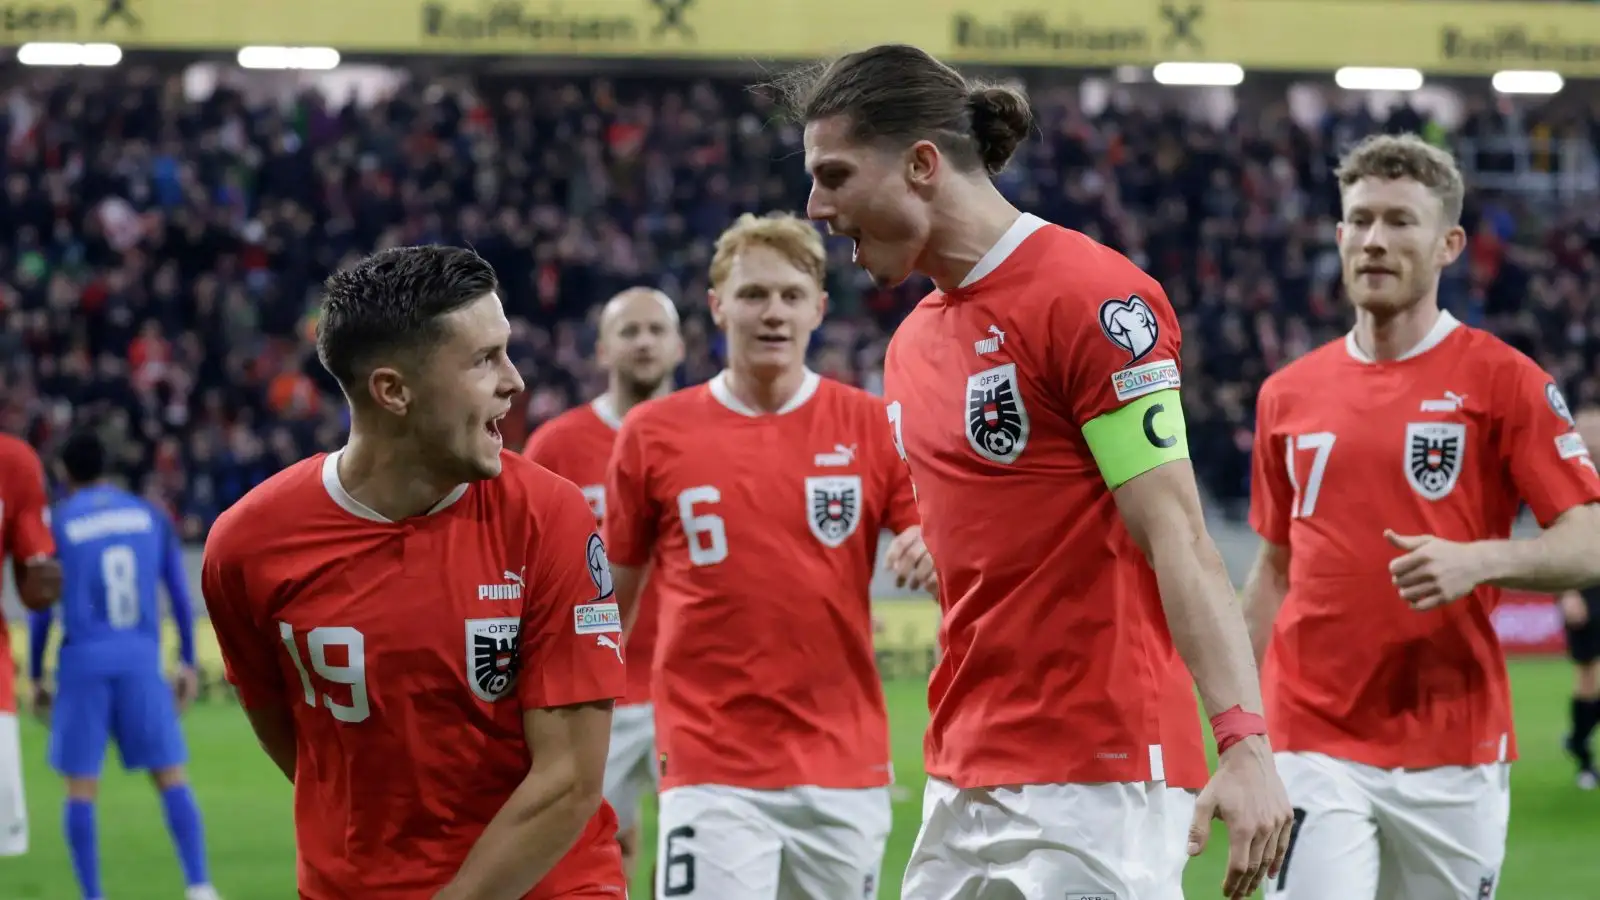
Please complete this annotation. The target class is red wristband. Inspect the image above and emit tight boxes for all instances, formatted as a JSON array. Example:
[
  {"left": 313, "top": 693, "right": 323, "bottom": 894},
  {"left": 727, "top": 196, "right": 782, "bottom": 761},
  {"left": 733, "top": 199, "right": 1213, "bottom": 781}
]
[{"left": 1210, "top": 705, "right": 1268, "bottom": 755}]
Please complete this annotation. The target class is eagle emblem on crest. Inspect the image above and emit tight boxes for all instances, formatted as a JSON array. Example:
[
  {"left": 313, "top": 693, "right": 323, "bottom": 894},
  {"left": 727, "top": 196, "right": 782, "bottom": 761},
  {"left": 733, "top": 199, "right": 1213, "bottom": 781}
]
[
  {"left": 1404, "top": 422, "right": 1467, "bottom": 501},
  {"left": 965, "top": 363, "right": 1030, "bottom": 465},
  {"left": 806, "top": 475, "right": 862, "bottom": 548}
]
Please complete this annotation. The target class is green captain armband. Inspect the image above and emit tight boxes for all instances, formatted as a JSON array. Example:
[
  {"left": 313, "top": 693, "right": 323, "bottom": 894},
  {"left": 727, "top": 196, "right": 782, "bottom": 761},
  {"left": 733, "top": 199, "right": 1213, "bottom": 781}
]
[{"left": 1081, "top": 389, "right": 1190, "bottom": 490}]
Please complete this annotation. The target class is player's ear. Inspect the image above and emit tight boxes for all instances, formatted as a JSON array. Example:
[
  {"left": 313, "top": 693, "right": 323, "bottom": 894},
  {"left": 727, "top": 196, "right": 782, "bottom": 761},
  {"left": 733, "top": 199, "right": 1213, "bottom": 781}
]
[
  {"left": 594, "top": 332, "right": 614, "bottom": 368},
  {"left": 667, "top": 329, "right": 686, "bottom": 367},
  {"left": 1437, "top": 224, "right": 1467, "bottom": 268},
  {"left": 906, "top": 140, "right": 939, "bottom": 187},
  {"left": 707, "top": 289, "right": 727, "bottom": 329},
  {"left": 366, "top": 366, "right": 411, "bottom": 416},
  {"left": 812, "top": 291, "right": 830, "bottom": 329}
]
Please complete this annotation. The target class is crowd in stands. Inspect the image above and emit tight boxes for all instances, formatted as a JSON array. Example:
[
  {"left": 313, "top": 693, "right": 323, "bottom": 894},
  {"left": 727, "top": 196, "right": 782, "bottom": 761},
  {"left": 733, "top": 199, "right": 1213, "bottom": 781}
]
[{"left": 1, "top": 67, "right": 1596, "bottom": 536}]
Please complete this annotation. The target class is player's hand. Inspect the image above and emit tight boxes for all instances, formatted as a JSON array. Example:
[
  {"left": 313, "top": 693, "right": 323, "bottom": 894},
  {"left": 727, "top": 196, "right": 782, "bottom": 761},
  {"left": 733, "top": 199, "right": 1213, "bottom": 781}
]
[
  {"left": 173, "top": 666, "right": 200, "bottom": 714},
  {"left": 1561, "top": 591, "right": 1589, "bottom": 626},
  {"left": 884, "top": 525, "right": 938, "bottom": 594},
  {"left": 1384, "top": 530, "right": 1485, "bottom": 611},
  {"left": 30, "top": 684, "right": 52, "bottom": 719},
  {"left": 1189, "top": 734, "right": 1294, "bottom": 900}
]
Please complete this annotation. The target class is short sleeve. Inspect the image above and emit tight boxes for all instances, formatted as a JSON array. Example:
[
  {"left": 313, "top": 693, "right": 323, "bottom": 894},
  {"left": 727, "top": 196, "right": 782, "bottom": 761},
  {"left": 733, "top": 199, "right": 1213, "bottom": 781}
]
[
  {"left": 1248, "top": 384, "right": 1293, "bottom": 545},
  {"left": 3, "top": 445, "right": 55, "bottom": 562},
  {"left": 1495, "top": 362, "right": 1600, "bottom": 526},
  {"left": 1052, "top": 255, "right": 1188, "bottom": 490},
  {"left": 603, "top": 417, "right": 659, "bottom": 568},
  {"left": 876, "top": 419, "right": 920, "bottom": 534},
  {"left": 201, "top": 530, "right": 286, "bottom": 709},
  {"left": 518, "top": 478, "right": 627, "bottom": 710}
]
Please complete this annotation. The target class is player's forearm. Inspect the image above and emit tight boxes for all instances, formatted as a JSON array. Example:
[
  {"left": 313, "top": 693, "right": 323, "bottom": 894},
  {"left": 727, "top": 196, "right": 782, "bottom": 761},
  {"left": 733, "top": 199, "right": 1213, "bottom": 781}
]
[
  {"left": 1242, "top": 542, "right": 1290, "bottom": 668},
  {"left": 612, "top": 562, "right": 646, "bottom": 632},
  {"left": 436, "top": 758, "right": 600, "bottom": 900},
  {"left": 15, "top": 557, "right": 61, "bottom": 611},
  {"left": 241, "top": 703, "right": 298, "bottom": 783},
  {"left": 1475, "top": 504, "right": 1600, "bottom": 593},
  {"left": 1150, "top": 527, "right": 1266, "bottom": 718}
]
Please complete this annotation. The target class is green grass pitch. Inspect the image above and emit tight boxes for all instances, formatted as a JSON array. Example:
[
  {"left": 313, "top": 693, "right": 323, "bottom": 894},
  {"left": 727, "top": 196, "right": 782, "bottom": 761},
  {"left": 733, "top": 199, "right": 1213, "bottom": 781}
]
[{"left": 5, "top": 656, "right": 1593, "bottom": 898}]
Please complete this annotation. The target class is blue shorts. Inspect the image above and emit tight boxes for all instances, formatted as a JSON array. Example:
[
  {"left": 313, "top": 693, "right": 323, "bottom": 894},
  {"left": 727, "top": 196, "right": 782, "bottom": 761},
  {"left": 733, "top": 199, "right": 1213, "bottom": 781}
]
[{"left": 49, "top": 667, "right": 187, "bottom": 777}]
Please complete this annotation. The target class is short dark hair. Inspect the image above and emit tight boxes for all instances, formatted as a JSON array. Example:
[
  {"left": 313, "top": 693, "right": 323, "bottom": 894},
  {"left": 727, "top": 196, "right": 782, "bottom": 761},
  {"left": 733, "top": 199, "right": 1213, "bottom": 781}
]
[
  {"left": 316, "top": 245, "right": 500, "bottom": 393},
  {"left": 59, "top": 429, "right": 106, "bottom": 484},
  {"left": 779, "top": 43, "right": 1035, "bottom": 177}
]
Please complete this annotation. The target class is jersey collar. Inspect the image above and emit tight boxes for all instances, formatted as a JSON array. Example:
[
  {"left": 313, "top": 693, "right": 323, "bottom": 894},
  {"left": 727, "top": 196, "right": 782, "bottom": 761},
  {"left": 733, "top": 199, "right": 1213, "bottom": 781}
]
[
  {"left": 708, "top": 368, "right": 820, "bottom": 417},
  {"left": 590, "top": 394, "right": 623, "bottom": 431},
  {"left": 957, "top": 212, "right": 1049, "bottom": 289},
  {"left": 1344, "top": 310, "right": 1461, "bottom": 364},
  {"left": 320, "top": 449, "right": 469, "bottom": 524}
]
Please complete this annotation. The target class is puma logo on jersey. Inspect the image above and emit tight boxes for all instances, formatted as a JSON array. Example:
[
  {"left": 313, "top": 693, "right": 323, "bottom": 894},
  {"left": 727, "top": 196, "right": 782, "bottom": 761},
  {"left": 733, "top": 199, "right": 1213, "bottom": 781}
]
[
  {"left": 596, "top": 634, "right": 624, "bottom": 663},
  {"left": 478, "top": 567, "right": 525, "bottom": 601},
  {"left": 1420, "top": 391, "right": 1467, "bottom": 412},
  {"left": 974, "top": 324, "right": 1006, "bottom": 355},
  {"left": 814, "top": 443, "right": 858, "bottom": 467}
]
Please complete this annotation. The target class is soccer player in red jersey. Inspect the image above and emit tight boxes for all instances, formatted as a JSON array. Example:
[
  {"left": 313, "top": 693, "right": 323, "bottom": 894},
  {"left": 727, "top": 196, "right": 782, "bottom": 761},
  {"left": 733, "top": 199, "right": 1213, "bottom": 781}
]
[
  {"left": 1244, "top": 134, "right": 1600, "bottom": 900},
  {"left": 604, "top": 212, "right": 936, "bottom": 900},
  {"left": 0, "top": 433, "right": 61, "bottom": 857},
  {"left": 789, "top": 45, "right": 1293, "bottom": 900},
  {"left": 524, "top": 285, "right": 683, "bottom": 879},
  {"left": 202, "top": 246, "right": 627, "bottom": 899},
  {"left": 1559, "top": 403, "right": 1600, "bottom": 790}
]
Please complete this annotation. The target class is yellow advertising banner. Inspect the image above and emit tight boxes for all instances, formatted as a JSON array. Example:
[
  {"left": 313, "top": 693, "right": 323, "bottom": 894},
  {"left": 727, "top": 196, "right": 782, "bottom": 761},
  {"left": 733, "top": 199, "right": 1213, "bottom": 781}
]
[{"left": 0, "top": 0, "right": 1597, "bottom": 75}]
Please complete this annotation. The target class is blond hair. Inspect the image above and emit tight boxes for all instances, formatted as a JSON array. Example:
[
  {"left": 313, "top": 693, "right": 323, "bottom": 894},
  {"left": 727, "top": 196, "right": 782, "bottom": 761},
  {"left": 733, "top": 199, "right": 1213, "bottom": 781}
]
[
  {"left": 709, "top": 212, "right": 827, "bottom": 289},
  {"left": 1335, "top": 133, "right": 1465, "bottom": 225}
]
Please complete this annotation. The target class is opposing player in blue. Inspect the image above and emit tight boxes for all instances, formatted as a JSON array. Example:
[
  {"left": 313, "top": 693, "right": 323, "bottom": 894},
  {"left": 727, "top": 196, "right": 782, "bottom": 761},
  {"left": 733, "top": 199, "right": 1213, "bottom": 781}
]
[{"left": 28, "top": 430, "right": 220, "bottom": 900}]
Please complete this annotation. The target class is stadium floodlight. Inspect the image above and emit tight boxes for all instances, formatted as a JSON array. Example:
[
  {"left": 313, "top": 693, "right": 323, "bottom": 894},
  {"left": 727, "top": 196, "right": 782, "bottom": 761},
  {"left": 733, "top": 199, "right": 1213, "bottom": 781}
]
[
  {"left": 17, "top": 42, "right": 122, "bottom": 67},
  {"left": 1151, "top": 62, "right": 1244, "bottom": 87},
  {"left": 236, "top": 46, "right": 341, "bottom": 71},
  {"left": 1334, "top": 67, "right": 1424, "bottom": 92},
  {"left": 1492, "top": 70, "right": 1563, "bottom": 95}
]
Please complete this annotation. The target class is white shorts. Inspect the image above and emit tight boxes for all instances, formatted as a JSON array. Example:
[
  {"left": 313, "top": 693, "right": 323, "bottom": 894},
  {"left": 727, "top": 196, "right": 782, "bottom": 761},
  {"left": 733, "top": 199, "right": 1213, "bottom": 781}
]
[
  {"left": 602, "top": 703, "right": 657, "bottom": 833},
  {"left": 0, "top": 712, "right": 27, "bottom": 856},
  {"left": 1266, "top": 751, "right": 1510, "bottom": 900},
  {"left": 903, "top": 778, "right": 1195, "bottom": 900},
  {"left": 656, "top": 783, "right": 892, "bottom": 899}
]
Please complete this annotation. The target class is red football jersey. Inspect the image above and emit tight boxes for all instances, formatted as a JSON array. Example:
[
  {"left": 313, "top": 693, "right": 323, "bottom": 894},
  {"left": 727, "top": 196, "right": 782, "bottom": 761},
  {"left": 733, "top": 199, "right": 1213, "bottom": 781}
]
[
  {"left": 203, "top": 450, "right": 626, "bottom": 899},
  {"left": 882, "top": 214, "right": 1208, "bottom": 791},
  {"left": 604, "top": 371, "right": 919, "bottom": 791},
  {"left": 1250, "top": 312, "right": 1600, "bottom": 769},
  {"left": 0, "top": 435, "right": 54, "bottom": 714},
  {"left": 525, "top": 397, "right": 660, "bottom": 708}
]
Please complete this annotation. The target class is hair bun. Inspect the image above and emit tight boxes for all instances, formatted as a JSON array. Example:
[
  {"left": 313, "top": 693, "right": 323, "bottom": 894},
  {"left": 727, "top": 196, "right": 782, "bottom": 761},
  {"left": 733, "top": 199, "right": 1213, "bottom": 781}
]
[{"left": 967, "top": 85, "right": 1034, "bottom": 176}]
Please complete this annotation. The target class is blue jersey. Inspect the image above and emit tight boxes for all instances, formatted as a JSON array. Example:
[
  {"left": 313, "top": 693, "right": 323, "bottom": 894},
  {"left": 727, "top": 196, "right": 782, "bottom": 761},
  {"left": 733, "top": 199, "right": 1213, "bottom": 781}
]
[{"left": 30, "top": 485, "right": 196, "bottom": 679}]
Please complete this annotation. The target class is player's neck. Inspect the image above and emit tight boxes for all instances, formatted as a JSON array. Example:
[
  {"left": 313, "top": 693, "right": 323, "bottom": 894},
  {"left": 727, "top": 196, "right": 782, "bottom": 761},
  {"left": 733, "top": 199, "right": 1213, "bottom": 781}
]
[
  {"left": 722, "top": 365, "right": 805, "bottom": 414},
  {"left": 336, "top": 432, "right": 461, "bottom": 522},
  {"left": 1352, "top": 300, "right": 1442, "bottom": 362},
  {"left": 603, "top": 380, "right": 671, "bottom": 419},
  {"left": 921, "top": 179, "right": 1021, "bottom": 294}
]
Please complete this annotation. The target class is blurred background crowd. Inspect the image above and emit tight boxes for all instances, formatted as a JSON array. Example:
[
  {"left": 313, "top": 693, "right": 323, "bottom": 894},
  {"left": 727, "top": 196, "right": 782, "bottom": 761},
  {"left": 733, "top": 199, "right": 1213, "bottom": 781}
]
[{"left": 1, "top": 64, "right": 1596, "bottom": 535}]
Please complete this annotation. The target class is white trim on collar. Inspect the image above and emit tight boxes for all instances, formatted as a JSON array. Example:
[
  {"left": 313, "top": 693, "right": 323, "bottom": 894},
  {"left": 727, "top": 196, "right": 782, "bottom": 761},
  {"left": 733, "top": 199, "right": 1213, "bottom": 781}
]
[
  {"left": 590, "top": 395, "right": 623, "bottom": 431},
  {"left": 958, "top": 213, "right": 1049, "bottom": 289},
  {"left": 321, "top": 449, "right": 469, "bottom": 524},
  {"left": 708, "top": 369, "right": 821, "bottom": 417},
  {"left": 1345, "top": 310, "right": 1461, "bottom": 364}
]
